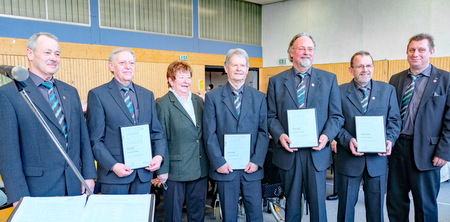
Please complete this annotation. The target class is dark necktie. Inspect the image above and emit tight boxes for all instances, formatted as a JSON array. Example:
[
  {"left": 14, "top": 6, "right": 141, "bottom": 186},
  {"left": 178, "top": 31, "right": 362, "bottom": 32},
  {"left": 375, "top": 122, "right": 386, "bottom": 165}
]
[
  {"left": 297, "top": 73, "right": 308, "bottom": 108},
  {"left": 359, "top": 87, "right": 368, "bottom": 113},
  {"left": 401, "top": 74, "right": 423, "bottom": 123},
  {"left": 41, "top": 81, "right": 68, "bottom": 142},
  {"left": 122, "top": 87, "right": 136, "bottom": 122},
  {"left": 233, "top": 90, "right": 242, "bottom": 115}
]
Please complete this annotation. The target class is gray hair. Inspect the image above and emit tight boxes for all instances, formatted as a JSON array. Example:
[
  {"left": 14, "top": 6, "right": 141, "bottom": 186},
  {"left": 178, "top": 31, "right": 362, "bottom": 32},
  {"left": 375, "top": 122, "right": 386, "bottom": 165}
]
[
  {"left": 350, "top": 50, "right": 373, "bottom": 67},
  {"left": 224, "top": 48, "right": 249, "bottom": 67},
  {"left": 109, "top": 48, "right": 136, "bottom": 62},
  {"left": 287, "top": 33, "right": 316, "bottom": 62},
  {"left": 27, "top": 32, "right": 59, "bottom": 52}
]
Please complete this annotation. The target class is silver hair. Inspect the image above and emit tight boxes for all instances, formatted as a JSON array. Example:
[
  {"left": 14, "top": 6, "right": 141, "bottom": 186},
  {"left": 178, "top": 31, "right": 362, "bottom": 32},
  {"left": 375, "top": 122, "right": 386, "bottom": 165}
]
[
  {"left": 224, "top": 48, "right": 249, "bottom": 67},
  {"left": 27, "top": 32, "right": 59, "bottom": 52},
  {"left": 109, "top": 48, "right": 136, "bottom": 62}
]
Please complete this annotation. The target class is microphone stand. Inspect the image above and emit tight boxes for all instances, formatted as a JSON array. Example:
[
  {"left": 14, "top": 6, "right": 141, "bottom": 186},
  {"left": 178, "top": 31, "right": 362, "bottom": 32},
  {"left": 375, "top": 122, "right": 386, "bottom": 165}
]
[{"left": 12, "top": 80, "right": 93, "bottom": 195}]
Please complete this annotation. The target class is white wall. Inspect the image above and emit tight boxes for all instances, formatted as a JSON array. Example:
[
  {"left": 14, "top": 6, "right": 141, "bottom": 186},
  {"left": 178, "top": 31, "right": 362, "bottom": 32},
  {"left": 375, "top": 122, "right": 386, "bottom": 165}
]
[{"left": 262, "top": 0, "right": 450, "bottom": 67}]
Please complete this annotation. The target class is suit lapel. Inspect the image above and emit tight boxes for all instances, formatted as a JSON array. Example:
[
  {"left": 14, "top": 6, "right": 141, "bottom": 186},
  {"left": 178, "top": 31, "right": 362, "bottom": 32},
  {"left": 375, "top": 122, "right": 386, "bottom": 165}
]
[
  {"left": 307, "top": 68, "right": 321, "bottom": 108},
  {"left": 283, "top": 68, "right": 299, "bottom": 106},
  {"left": 346, "top": 81, "right": 365, "bottom": 114},
  {"left": 417, "top": 65, "right": 440, "bottom": 114},
  {"left": 107, "top": 80, "right": 135, "bottom": 124},
  {"left": 239, "top": 85, "right": 251, "bottom": 122},
  {"left": 222, "top": 83, "right": 239, "bottom": 120},
  {"left": 366, "top": 81, "right": 380, "bottom": 114},
  {"left": 24, "top": 78, "right": 64, "bottom": 132},
  {"left": 54, "top": 79, "right": 72, "bottom": 130},
  {"left": 169, "top": 91, "right": 195, "bottom": 124},
  {"left": 394, "top": 71, "right": 408, "bottom": 107}
]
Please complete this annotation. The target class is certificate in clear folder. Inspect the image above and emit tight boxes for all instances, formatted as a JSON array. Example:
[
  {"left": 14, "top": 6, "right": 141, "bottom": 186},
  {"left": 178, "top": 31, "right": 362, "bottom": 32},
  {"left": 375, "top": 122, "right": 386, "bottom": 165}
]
[
  {"left": 287, "top": 108, "right": 319, "bottom": 148},
  {"left": 355, "top": 116, "right": 386, "bottom": 153},
  {"left": 224, "top": 134, "right": 251, "bottom": 170},
  {"left": 120, "top": 124, "right": 152, "bottom": 169}
]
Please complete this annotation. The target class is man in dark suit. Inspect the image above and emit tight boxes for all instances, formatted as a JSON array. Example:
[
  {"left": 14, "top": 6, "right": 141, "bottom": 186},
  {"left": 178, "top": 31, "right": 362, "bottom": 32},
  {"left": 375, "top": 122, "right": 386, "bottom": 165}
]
[
  {"left": 203, "top": 48, "right": 269, "bottom": 222},
  {"left": 86, "top": 48, "right": 165, "bottom": 194},
  {"left": 387, "top": 33, "right": 450, "bottom": 222},
  {"left": 0, "top": 32, "right": 97, "bottom": 207},
  {"left": 335, "top": 51, "right": 401, "bottom": 222},
  {"left": 267, "top": 33, "right": 344, "bottom": 221}
]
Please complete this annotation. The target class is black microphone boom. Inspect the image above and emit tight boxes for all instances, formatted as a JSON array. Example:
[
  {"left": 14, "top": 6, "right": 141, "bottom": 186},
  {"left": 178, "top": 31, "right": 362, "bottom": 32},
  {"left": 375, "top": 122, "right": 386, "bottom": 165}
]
[{"left": 0, "top": 65, "right": 29, "bottom": 81}]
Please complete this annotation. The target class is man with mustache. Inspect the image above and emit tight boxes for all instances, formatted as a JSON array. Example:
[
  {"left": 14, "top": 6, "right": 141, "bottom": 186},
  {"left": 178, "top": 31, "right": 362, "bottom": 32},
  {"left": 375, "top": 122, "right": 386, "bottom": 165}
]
[
  {"left": 267, "top": 33, "right": 344, "bottom": 221},
  {"left": 0, "top": 32, "right": 97, "bottom": 206},
  {"left": 335, "top": 51, "right": 401, "bottom": 222}
]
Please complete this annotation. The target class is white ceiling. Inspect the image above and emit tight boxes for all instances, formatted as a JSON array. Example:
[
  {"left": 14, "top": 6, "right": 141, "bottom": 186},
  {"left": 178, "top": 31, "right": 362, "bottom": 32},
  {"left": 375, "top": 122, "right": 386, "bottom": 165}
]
[{"left": 244, "top": 0, "right": 286, "bottom": 5}]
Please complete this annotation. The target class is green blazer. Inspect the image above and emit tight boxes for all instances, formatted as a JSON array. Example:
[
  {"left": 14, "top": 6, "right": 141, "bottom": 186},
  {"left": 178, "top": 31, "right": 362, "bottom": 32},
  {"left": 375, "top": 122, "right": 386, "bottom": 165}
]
[{"left": 156, "top": 91, "right": 209, "bottom": 181}]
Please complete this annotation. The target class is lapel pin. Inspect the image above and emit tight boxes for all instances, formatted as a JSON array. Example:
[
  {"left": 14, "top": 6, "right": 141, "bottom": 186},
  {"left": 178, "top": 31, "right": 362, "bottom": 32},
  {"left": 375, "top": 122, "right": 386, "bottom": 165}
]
[
  {"left": 372, "top": 97, "right": 375, "bottom": 100},
  {"left": 311, "top": 83, "right": 315, "bottom": 87},
  {"left": 63, "top": 96, "right": 66, "bottom": 99},
  {"left": 433, "top": 79, "right": 437, "bottom": 83}
]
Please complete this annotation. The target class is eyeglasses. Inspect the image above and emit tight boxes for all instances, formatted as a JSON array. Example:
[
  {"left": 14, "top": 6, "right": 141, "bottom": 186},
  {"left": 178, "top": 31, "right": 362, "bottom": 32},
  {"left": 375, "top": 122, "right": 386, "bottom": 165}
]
[
  {"left": 295, "top": 47, "right": 314, "bottom": 53},
  {"left": 352, "top": 64, "right": 374, "bottom": 70}
]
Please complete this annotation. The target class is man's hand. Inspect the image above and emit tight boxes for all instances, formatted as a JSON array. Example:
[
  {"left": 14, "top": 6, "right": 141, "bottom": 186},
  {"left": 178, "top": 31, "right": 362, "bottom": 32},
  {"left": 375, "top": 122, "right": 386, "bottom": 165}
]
[
  {"left": 433, "top": 156, "right": 448, "bottom": 167},
  {"left": 81, "top": 179, "right": 95, "bottom": 195},
  {"left": 146, "top": 155, "right": 163, "bottom": 172},
  {"left": 349, "top": 138, "right": 364, "bottom": 156},
  {"left": 157, "top": 173, "right": 169, "bottom": 183},
  {"left": 379, "top": 140, "right": 392, "bottom": 156},
  {"left": 244, "top": 162, "right": 259, "bottom": 174},
  {"left": 331, "top": 140, "right": 337, "bottom": 153},
  {"left": 280, "top": 134, "right": 297, "bottom": 152},
  {"left": 312, "top": 134, "right": 330, "bottom": 151},
  {"left": 217, "top": 163, "right": 233, "bottom": 174},
  {"left": 112, "top": 163, "right": 134, "bottom": 177}
]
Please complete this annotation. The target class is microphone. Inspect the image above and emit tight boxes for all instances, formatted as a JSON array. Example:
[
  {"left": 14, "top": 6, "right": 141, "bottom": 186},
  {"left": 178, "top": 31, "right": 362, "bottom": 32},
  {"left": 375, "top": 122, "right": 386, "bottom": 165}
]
[{"left": 0, "top": 65, "right": 29, "bottom": 81}]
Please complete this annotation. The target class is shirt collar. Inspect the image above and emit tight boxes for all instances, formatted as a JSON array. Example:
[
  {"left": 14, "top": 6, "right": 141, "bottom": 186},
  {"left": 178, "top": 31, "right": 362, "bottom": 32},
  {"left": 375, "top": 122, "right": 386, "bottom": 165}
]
[
  {"left": 228, "top": 82, "right": 244, "bottom": 94},
  {"left": 29, "top": 71, "right": 55, "bottom": 87},
  {"left": 293, "top": 67, "right": 312, "bottom": 76},
  {"left": 353, "top": 79, "right": 372, "bottom": 91},
  {"left": 408, "top": 64, "right": 432, "bottom": 77},
  {"left": 114, "top": 78, "right": 135, "bottom": 92},
  {"left": 169, "top": 88, "right": 192, "bottom": 101}
]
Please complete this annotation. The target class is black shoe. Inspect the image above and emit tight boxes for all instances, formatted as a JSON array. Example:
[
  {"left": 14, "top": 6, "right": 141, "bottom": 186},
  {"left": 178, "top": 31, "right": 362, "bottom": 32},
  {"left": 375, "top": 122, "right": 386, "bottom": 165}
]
[{"left": 326, "top": 192, "right": 338, "bottom": 200}]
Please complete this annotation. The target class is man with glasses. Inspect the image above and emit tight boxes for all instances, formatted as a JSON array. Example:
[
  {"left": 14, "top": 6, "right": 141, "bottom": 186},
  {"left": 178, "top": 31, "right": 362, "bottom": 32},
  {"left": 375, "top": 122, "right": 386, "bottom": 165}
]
[
  {"left": 267, "top": 33, "right": 344, "bottom": 221},
  {"left": 335, "top": 51, "right": 400, "bottom": 221}
]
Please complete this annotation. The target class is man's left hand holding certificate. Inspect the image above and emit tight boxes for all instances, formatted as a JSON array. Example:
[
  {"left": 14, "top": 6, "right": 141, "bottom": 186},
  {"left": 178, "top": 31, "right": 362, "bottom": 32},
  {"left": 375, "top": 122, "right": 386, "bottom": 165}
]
[{"left": 120, "top": 124, "right": 152, "bottom": 170}]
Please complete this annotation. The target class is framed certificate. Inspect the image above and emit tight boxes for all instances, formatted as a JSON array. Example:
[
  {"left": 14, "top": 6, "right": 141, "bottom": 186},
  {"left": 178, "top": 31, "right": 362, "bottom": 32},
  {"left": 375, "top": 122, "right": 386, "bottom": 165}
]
[
  {"left": 224, "top": 134, "right": 251, "bottom": 170},
  {"left": 355, "top": 116, "right": 386, "bottom": 153},
  {"left": 120, "top": 124, "right": 152, "bottom": 169},
  {"left": 287, "top": 108, "right": 318, "bottom": 148}
]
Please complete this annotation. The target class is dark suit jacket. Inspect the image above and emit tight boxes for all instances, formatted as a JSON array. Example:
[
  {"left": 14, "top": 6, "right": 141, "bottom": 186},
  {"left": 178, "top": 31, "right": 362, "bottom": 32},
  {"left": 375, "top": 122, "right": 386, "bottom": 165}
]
[
  {"left": 0, "top": 77, "right": 97, "bottom": 204},
  {"left": 156, "top": 91, "right": 209, "bottom": 181},
  {"left": 203, "top": 83, "right": 269, "bottom": 181},
  {"left": 86, "top": 79, "right": 165, "bottom": 184},
  {"left": 389, "top": 65, "right": 450, "bottom": 171},
  {"left": 267, "top": 67, "right": 344, "bottom": 171},
  {"left": 335, "top": 80, "right": 401, "bottom": 177}
]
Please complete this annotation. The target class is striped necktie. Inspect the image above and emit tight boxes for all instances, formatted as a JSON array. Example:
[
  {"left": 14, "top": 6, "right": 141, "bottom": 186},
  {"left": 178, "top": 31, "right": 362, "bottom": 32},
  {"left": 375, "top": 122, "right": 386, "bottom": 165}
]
[
  {"left": 400, "top": 74, "right": 423, "bottom": 123},
  {"left": 41, "top": 81, "right": 68, "bottom": 142},
  {"left": 359, "top": 87, "right": 368, "bottom": 113},
  {"left": 122, "top": 87, "right": 136, "bottom": 122},
  {"left": 233, "top": 90, "right": 242, "bottom": 115},
  {"left": 297, "top": 73, "right": 308, "bottom": 108}
]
